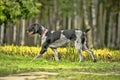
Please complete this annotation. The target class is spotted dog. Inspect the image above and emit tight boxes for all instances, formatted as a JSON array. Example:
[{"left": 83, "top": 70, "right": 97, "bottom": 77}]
[{"left": 26, "top": 23, "right": 96, "bottom": 62}]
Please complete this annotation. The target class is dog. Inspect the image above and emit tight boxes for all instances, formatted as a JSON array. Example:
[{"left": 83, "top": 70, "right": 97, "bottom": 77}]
[{"left": 26, "top": 23, "right": 96, "bottom": 62}]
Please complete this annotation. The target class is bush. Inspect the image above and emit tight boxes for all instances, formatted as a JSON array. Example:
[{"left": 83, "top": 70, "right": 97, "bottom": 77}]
[{"left": 0, "top": 45, "right": 119, "bottom": 61}]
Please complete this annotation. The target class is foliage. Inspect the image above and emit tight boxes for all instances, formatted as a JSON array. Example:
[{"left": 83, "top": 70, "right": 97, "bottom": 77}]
[
  {"left": 0, "top": 45, "right": 119, "bottom": 61},
  {"left": 58, "top": 0, "right": 74, "bottom": 16},
  {"left": 0, "top": 0, "right": 41, "bottom": 24}
]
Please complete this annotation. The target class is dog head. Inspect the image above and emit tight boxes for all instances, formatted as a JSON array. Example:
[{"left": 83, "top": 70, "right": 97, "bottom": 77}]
[{"left": 26, "top": 23, "right": 44, "bottom": 35}]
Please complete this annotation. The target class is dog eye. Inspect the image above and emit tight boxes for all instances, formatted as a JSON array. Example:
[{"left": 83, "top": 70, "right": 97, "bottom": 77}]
[{"left": 31, "top": 27, "right": 34, "bottom": 29}]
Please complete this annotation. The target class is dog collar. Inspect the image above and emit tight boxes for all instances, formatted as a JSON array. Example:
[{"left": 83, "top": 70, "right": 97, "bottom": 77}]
[{"left": 41, "top": 28, "right": 46, "bottom": 36}]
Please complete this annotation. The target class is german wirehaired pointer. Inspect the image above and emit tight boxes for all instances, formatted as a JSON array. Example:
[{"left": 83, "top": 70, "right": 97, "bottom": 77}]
[{"left": 26, "top": 23, "right": 96, "bottom": 62}]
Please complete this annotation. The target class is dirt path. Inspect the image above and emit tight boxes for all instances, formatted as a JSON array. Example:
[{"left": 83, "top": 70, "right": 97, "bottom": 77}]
[
  {"left": 0, "top": 72, "right": 59, "bottom": 80},
  {"left": 0, "top": 72, "right": 120, "bottom": 80}
]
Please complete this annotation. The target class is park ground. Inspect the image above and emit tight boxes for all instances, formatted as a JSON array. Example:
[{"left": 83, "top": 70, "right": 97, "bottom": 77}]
[{"left": 0, "top": 53, "right": 120, "bottom": 80}]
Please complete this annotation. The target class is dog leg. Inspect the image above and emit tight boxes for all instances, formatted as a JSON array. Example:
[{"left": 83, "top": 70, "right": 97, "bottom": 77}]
[
  {"left": 33, "top": 46, "right": 47, "bottom": 60},
  {"left": 52, "top": 49, "right": 59, "bottom": 61},
  {"left": 83, "top": 44, "right": 96, "bottom": 62},
  {"left": 75, "top": 40, "right": 84, "bottom": 62},
  {"left": 33, "top": 53, "right": 42, "bottom": 60},
  {"left": 76, "top": 49, "right": 84, "bottom": 62}
]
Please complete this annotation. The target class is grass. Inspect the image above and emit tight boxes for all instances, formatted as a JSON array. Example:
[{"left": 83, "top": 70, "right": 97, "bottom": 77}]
[{"left": 0, "top": 53, "right": 120, "bottom": 80}]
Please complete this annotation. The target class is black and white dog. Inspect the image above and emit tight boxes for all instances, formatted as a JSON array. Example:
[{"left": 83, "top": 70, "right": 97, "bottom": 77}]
[{"left": 26, "top": 23, "right": 96, "bottom": 62}]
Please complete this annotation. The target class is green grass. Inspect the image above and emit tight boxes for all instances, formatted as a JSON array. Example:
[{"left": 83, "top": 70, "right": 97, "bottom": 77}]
[{"left": 0, "top": 53, "right": 120, "bottom": 80}]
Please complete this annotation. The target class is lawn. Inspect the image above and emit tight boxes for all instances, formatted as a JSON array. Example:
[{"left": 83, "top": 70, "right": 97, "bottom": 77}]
[{"left": 0, "top": 53, "right": 120, "bottom": 80}]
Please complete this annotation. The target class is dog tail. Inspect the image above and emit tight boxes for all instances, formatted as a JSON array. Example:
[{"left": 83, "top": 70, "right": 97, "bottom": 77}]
[{"left": 83, "top": 28, "right": 90, "bottom": 33}]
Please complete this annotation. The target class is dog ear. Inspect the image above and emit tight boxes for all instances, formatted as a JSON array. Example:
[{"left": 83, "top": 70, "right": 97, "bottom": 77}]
[{"left": 34, "top": 24, "right": 40, "bottom": 33}]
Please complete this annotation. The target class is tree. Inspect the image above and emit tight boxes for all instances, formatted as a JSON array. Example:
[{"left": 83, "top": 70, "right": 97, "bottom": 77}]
[
  {"left": 0, "top": 0, "right": 41, "bottom": 24},
  {"left": 0, "top": 24, "right": 4, "bottom": 44},
  {"left": 91, "top": 0, "right": 98, "bottom": 47},
  {"left": 117, "top": 11, "right": 120, "bottom": 49},
  {"left": 58, "top": 0, "right": 74, "bottom": 29},
  {"left": 20, "top": 18, "right": 25, "bottom": 45},
  {"left": 105, "top": 0, "right": 120, "bottom": 48},
  {"left": 0, "top": 0, "right": 41, "bottom": 45},
  {"left": 99, "top": 1, "right": 106, "bottom": 47},
  {"left": 82, "top": 0, "right": 93, "bottom": 48},
  {"left": 0, "top": 0, "right": 120, "bottom": 49}
]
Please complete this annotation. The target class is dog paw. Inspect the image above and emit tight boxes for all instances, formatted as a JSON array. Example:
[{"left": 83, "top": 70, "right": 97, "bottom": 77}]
[
  {"left": 55, "top": 59, "right": 59, "bottom": 61},
  {"left": 93, "top": 59, "right": 97, "bottom": 62},
  {"left": 79, "top": 60, "right": 84, "bottom": 62}
]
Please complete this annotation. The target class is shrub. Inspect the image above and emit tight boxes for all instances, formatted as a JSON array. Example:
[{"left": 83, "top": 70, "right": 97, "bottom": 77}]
[{"left": 0, "top": 45, "right": 119, "bottom": 61}]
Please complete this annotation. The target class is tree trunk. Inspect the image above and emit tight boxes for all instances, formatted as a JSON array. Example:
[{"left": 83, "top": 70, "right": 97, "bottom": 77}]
[
  {"left": 91, "top": 0, "right": 98, "bottom": 47},
  {"left": 13, "top": 25, "right": 17, "bottom": 44},
  {"left": 82, "top": 0, "right": 93, "bottom": 48},
  {"left": 0, "top": 23, "right": 4, "bottom": 44},
  {"left": 20, "top": 19, "right": 25, "bottom": 45},
  {"left": 78, "top": 14, "right": 83, "bottom": 29},
  {"left": 99, "top": 2, "right": 106, "bottom": 47},
  {"left": 107, "top": 12, "right": 113, "bottom": 48},
  {"left": 73, "top": 0, "right": 78, "bottom": 29},
  {"left": 54, "top": 0, "right": 60, "bottom": 30},
  {"left": 63, "top": 15, "right": 66, "bottom": 29},
  {"left": 47, "top": 7, "right": 51, "bottom": 29},
  {"left": 51, "top": 6, "right": 55, "bottom": 30},
  {"left": 101, "top": 9, "right": 106, "bottom": 47},
  {"left": 117, "top": 12, "right": 120, "bottom": 49},
  {"left": 6, "top": 25, "right": 10, "bottom": 44},
  {"left": 111, "top": 15, "right": 117, "bottom": 48},
  {"left": 34, "top": 18, "right": 39, "bottom": 45},
  {"left": 56, "top": 19, "right": 60, "bottom": 30},
  {"left": 68, "top": 15, "right": 72, "bottom": 29},
  {"left": 49, "top": 7, "right": 54, "bottom": 30}
]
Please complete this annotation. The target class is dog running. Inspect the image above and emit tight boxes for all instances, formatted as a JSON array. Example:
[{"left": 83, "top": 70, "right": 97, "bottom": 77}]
[{"left": 26, "top": 23, "right": 96, "bottom": 62}]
